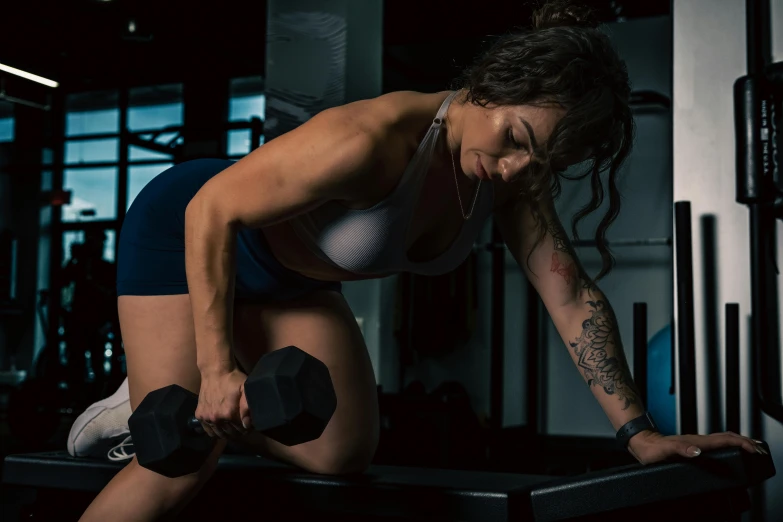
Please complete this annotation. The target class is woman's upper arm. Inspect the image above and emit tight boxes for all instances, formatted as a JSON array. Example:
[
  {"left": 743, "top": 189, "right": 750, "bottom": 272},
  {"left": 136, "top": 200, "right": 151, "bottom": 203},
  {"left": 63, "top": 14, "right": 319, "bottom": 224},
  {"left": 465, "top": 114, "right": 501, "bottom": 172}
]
[
  {"left": 495, "top": 194, "right": 588, "bottom": 308},
  {"left": 188, "top": 107, "right": 382, "bottom": 228}
]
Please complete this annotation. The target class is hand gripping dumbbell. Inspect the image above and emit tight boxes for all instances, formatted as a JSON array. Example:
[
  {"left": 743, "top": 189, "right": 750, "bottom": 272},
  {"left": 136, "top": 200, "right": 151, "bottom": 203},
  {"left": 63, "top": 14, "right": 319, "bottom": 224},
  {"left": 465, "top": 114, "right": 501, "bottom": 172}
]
[{"left": 128, "top": 346, "right": 337, "bottom": 478}]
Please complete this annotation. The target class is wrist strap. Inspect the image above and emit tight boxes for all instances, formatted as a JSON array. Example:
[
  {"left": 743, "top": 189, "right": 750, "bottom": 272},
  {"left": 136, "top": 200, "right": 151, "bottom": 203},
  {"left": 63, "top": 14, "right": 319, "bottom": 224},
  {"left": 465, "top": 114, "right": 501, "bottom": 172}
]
[{"left": 616, "top": 412, "right": 658, "bottom": 447}]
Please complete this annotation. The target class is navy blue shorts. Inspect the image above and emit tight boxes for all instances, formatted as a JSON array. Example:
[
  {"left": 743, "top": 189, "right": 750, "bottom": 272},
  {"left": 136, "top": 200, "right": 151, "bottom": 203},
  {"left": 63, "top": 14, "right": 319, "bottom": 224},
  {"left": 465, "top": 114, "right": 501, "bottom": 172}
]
[{"left": 116, "top": 159, "right": 342, "bottom": 301}]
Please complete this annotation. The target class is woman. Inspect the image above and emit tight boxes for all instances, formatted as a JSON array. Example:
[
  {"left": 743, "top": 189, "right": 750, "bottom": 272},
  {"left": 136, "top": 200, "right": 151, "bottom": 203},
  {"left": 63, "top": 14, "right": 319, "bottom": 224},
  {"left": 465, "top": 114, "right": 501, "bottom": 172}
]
[{"left": 77, "top": 1, "right": 765, "bottom": 520}]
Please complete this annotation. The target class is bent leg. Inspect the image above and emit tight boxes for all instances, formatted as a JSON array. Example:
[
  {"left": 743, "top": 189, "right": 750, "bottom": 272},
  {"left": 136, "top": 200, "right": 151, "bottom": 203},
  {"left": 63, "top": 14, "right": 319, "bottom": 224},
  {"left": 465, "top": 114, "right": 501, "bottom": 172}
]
[
  {"left": 232, "top": 290, "right": 379, "bottom": 475},
  {"left": 79, "top": 295, "right": 226, "bottom": 522},
  {"left": 81, "top": 289, "right": 379, "bottom": 520}
]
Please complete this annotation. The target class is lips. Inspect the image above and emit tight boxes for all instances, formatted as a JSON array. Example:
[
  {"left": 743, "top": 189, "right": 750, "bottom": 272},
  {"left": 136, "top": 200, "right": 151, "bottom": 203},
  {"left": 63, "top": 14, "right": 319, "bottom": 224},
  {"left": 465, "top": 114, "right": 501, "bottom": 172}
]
[{"left": 475, "top": 156, "right": 488, "bottom": 180}]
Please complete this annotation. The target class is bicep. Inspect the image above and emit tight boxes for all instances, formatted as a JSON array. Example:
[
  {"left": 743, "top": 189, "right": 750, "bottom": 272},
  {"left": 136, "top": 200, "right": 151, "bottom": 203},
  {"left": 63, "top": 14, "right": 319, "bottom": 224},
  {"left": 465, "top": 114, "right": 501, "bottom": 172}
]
[
  {"left": 190, "top": 108, "right": 379, "bottom": 228},
  {"left": 496, "top": 195, "right": 587, "bottom": 308}
]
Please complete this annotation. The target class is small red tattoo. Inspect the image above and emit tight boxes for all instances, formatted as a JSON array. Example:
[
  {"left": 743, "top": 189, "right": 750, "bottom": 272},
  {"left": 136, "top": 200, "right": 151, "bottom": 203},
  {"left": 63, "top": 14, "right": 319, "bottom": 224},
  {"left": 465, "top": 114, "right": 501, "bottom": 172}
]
[{"left": 551, "top": 253, "right": 577, "bottom": 285}]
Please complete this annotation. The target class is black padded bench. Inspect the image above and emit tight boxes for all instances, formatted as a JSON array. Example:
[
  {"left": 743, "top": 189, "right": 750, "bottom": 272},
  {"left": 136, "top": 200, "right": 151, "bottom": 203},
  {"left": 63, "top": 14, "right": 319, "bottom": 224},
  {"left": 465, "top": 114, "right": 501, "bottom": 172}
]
[{"left": 1, "top": 446, "right": 775, "bottom": 521}]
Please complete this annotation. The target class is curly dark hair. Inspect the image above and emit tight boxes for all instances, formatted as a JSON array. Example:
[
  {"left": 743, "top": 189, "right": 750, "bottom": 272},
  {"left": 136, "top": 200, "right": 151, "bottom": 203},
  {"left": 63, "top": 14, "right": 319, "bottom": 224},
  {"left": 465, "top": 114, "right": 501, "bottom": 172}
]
[{"left": 454, "top": 0, "right": 635, "bottom": 285}]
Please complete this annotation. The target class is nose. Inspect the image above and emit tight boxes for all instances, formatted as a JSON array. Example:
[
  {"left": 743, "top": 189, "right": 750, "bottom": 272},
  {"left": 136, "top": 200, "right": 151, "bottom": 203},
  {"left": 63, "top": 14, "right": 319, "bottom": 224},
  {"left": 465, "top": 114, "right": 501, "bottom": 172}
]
[{"left": 498, "top": 154, "right": 530, "bottom": 183}]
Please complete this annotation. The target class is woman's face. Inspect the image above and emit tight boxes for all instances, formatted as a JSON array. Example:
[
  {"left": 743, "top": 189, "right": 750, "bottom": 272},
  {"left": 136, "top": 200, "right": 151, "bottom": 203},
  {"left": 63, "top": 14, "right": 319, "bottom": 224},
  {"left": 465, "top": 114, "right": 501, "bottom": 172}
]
[{"left": 456, "top": 101, "right": 566, "bottom": 184}]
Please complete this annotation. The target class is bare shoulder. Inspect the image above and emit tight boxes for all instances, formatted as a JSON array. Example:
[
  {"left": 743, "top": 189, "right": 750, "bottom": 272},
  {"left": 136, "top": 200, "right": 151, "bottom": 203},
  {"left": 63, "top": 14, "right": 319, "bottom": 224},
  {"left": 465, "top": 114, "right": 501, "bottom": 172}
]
[
  {"left": 200, "top": 95, "right": 413, "bottom": 211},
  {"left": 325, "top": 90, "right": 436, "bottom": 138},
  {"left": 293, "top": 91, "right": 441, "bottom": 194},
  {"left": 196, "top": 91, "right": 444, "bottom": 225}
]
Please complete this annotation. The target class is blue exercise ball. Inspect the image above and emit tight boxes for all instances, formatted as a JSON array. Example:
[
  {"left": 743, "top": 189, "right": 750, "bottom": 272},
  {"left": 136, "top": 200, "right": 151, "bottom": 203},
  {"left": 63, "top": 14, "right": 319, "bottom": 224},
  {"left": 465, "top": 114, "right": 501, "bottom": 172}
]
[{"left": 646, "top": 324, "right": 677, "bottom": 436}]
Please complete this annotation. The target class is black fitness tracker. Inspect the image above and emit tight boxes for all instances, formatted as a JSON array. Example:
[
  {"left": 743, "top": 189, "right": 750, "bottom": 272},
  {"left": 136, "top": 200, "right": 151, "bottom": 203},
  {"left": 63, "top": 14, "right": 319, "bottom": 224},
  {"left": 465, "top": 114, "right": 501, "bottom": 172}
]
[{"left": 616, "top": 411, "right": 659, "bottom": 447}]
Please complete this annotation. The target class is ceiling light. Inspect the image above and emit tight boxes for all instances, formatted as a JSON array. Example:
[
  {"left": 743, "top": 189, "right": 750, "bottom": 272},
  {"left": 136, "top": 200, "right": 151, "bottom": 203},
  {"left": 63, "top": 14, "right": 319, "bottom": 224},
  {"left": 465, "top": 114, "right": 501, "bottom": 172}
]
[{"left": 0, "top": 63, "right": 59, "bottom": 88}]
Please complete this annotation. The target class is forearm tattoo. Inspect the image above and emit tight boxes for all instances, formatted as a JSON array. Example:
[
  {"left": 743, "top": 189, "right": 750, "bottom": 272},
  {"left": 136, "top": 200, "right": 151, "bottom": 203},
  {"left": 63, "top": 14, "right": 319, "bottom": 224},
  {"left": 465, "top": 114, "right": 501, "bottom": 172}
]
[
  {"left": 547, "top": 219, "right": 596, "bottom": 291},
  {"left": 548, "top": 219, "right": 570, "bottom": 254},
  {"left": 550, "top": 253, "right": 577, "bottom": 285},
  {"left": 570, "top": 300, "right": 640, "bottom": 410}
]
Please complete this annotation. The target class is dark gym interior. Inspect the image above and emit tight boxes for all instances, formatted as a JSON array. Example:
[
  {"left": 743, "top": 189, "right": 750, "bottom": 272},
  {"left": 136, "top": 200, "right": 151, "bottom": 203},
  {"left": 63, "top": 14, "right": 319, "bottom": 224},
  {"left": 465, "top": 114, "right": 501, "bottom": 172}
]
[{"left": 0, "top": 0, "right": 781, "bottom": 520}]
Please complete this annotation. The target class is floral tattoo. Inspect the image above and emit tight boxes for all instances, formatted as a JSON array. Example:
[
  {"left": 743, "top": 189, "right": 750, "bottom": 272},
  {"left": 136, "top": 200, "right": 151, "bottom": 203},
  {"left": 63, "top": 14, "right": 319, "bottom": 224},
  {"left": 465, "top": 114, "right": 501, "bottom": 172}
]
[
  {"left": 569, "top": 300, "right": 640, "bottom": 410},
  {"left": 547, "top": 219, "right": 596, "bottom": 291}
]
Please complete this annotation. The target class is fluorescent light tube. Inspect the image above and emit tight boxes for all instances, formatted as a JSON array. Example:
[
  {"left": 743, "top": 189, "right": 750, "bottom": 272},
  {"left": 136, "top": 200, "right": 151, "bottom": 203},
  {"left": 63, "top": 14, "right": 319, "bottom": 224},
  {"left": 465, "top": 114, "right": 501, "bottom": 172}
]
[{"left": 0, "top": 63, "right": 59, "bottom": 88}]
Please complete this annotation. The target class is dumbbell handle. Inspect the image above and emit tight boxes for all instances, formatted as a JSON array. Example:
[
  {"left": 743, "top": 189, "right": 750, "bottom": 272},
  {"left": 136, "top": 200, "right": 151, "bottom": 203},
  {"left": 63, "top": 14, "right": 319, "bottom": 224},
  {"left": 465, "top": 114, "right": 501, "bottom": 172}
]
[
  {"left": 187, "top": 416, "right": 246, "bottom": 434},
  {"left": 187, "top": 417, "right": 205, "bottom": 434}
]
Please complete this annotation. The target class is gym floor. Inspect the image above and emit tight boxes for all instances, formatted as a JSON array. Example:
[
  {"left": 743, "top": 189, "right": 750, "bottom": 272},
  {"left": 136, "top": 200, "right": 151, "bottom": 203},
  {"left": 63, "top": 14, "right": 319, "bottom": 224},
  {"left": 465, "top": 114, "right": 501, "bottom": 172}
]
[{"left": 0, "top": 397, "right": 74, "bottom": 520}]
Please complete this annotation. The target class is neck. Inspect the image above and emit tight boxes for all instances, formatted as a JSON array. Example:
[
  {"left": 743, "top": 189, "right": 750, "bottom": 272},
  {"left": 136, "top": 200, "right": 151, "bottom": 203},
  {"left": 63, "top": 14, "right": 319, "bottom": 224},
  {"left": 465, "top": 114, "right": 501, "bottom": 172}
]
[
  {"left": 441, "top": 91, "right": 482, "bottom": 204},
  {"left": 442, "top": 89, "right": 466, "bottom": 154}
]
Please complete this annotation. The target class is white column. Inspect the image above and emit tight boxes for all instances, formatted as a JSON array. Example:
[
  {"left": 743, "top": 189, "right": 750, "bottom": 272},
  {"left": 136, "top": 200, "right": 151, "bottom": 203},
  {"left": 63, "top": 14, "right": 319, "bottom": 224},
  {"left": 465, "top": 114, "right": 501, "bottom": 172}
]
[
  {"left": 673, "top": 1, "right": 783, "bottom": 519},
  {"left": 265, "top": 0, "right": 390, "bottom": 386}
]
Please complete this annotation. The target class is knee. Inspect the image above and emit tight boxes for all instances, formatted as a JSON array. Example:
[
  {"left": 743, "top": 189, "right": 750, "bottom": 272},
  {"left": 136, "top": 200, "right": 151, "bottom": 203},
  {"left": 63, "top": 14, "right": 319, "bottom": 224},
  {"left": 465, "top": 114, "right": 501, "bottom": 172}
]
[
  {"left": 304, "top": 437, "right": 378, "bottom": 476},
  {"left": 307, "top": 452, "right": 374, "bottom": 476},
  {"left": 133, "top": 439, "right": 224, "bottom": 494}
]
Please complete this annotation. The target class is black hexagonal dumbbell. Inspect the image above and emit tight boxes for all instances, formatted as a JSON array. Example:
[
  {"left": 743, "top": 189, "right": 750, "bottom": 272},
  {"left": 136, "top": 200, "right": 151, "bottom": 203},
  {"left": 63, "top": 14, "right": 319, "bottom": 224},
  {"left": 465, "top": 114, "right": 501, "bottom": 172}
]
[{"left": 128, "top": 346, "right": 337, "bottom": 478}]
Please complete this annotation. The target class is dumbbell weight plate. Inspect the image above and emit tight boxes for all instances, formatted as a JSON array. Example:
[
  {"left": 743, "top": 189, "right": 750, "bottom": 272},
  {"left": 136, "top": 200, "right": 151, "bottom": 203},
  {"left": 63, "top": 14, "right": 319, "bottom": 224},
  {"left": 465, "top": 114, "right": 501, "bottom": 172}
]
[
  {"left": 244, "top": 345, "right": 337, "bottom": 446},
  {"left": 128, "top": 385, "right": 214, "bottom": 478}
]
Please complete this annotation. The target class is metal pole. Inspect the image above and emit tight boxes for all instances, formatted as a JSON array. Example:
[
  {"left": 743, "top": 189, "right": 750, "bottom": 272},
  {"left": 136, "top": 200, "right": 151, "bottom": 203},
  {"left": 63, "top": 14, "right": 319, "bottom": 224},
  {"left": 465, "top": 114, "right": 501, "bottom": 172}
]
[
  {"left": 674, "top": 201, "right": 698, "bottom": 434},
  {"left": 725, "top": 303, "right": 740, "bottom": 434},
  {"left": 633, "top": 303, "right": 648, "bottom": 408},
  {"left": 490, "top": 221, "right": 505, "bottom": 431}
]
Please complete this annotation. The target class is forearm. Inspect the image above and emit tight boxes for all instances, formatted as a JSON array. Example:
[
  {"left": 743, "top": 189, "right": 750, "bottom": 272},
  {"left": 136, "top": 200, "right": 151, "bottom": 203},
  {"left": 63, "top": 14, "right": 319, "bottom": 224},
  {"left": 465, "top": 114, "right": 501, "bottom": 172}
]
[
  {"left": 550, "top": 288, "right": 645, "bottom": 431},
  {"left": 184, "top": 194, "right": 237, "bottom": 375}
]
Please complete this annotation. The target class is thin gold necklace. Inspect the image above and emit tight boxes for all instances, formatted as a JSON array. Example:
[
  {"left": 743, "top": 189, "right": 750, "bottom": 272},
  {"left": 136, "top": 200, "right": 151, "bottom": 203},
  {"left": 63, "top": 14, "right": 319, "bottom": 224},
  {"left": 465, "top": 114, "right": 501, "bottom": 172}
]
[{"left": 446, "top": 123, "right": 482, "bottom": 220}]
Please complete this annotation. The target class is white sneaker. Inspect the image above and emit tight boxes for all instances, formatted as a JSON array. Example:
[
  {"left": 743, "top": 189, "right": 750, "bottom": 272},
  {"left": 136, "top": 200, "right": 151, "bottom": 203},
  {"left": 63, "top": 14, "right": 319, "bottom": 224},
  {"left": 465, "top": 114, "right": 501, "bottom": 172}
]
[
  {"left": 67, "top": 377, "right": 134, "bottom": 461},
  {"left": 108, "top": 435, "right": 135, "bottom": 462}
]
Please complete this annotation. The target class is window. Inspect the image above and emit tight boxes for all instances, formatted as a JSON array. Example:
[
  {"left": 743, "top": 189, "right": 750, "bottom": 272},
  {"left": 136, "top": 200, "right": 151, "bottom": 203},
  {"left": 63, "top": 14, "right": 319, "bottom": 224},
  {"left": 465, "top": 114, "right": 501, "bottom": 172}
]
[
  {"left": 63, "top": 230, "right": 116, "bottom": 264},
  {"left": 62, "top": 91, "right": 120, "bottom": 223},
  {"left": 0, "top": 99, "right": 13, "bottom": 142},
  {"left": 128, "top": 103, "right": 183, "bottom": 132},
  {"left": 228, "top": 76, "right": 265, "bottom": 158},
  {"left": 65, "top": 91, "right": 120, "bottom": 137},
  {"left": 66, "top": 109, "right": 120, "bottom": 137},
  {"left": 65, "top": 138, "right": 119, "bottom": 164},
  {"left": 129, "top": 133, "right": 180, "bottom": 161},
  {"left": 125, "top": 84, "right": 182, "bottom": 211},
  {"left": 127, "top": 163, "right": 173, "bottom": 210},
  {"left": 61, "top": 85, "right": 183, "bottom": 224},
  {"left": 128, "top": 84, "right": 183, "bottom": 132},
  {"left": 62, "top": 167, "right": 118, "bottom": 222},
  {"left": 0, "top": 117, "right": 13, "bottom": 143},
  {"left": 230, "top": 94, "right": 266, "bottom": 122}
]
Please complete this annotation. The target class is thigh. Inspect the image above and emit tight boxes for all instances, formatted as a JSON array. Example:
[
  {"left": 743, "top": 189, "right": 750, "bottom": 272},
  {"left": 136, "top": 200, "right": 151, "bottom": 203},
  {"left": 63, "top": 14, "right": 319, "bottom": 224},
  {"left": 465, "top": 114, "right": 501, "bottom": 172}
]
[
  {"left": 118, "top": 294, "right": 226, "bottom": 481},
  {"left": 120, "top": 294, "right": 202, "bottom": 410},
  {"left": 232, "top": 290, "right": 379, "bottom": 474}
]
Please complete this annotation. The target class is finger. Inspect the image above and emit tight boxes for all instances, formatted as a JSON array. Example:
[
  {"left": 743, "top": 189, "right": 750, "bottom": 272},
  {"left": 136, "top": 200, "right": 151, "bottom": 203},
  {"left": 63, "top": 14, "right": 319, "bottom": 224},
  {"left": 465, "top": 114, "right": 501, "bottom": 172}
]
[
  {"left": 711, "top": 433, "right": 760, "bottom": 454},
  {"left": 195, "top": 410, "right": 215, "bottom": 438},
  {"left": 721, "top": 431, "right": 760, "bottom": 447},
  {"left": 224, "top": 420, "right": 247, "bottom": 439},
  {"left": 720, "top": 432, "right": 767, "bottom": 451},
  {"left": 239, "top": 387, "right": 252, "bottom": 431},
  {"left": 211, "top": 423, "right": 228, "bottom": 439},
  {"left": 232, "top": 423, "right": 248, "bottom": 437},
  {"left": 200, "top": 422, "right": 216, "bottom": 438},
  {"left": 751, "top": 439, "right": 770, "bottom": 454},
  {"left": 729, "top": 433, "right": 770, "bottom": 454},
  {"left": 672, "top": 440, "right": 702, "bottom": 458},
  {"left": 694, "top": 434, "right": 760, "bottom": 455},
  {"left": 221, "top": 423, "right": 241, "bottom": 438}
]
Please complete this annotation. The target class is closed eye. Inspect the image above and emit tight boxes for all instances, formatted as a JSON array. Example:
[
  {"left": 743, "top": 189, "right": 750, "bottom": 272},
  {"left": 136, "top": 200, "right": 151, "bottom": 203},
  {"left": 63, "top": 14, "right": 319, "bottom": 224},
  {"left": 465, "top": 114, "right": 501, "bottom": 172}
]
[{"left": 508, "top": 129, "right": 522, "bottom": 150}]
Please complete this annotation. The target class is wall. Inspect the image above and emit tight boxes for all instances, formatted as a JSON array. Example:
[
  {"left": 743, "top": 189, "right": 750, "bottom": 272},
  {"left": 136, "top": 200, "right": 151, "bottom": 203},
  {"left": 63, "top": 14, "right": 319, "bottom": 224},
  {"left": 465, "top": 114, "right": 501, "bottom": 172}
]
[{"left": 673, "top": 0, "right": 783, "bottom": 519}]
